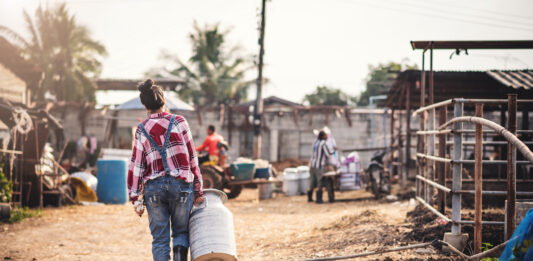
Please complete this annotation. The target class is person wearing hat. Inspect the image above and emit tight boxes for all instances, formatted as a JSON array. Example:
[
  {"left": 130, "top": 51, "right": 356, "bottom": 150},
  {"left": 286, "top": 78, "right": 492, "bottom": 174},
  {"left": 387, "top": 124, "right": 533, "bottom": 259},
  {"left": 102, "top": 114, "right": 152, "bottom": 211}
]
[{"left": 308, "top": 130, "right": 336, "bottom": 203}]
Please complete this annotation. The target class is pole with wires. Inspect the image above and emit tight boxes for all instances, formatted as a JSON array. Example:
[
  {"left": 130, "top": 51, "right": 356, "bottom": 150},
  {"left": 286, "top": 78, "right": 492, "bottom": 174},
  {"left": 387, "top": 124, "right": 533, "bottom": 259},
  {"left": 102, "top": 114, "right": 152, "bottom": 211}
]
[{"left": 253, "top": 0, "right": 267, "bottom": 159}]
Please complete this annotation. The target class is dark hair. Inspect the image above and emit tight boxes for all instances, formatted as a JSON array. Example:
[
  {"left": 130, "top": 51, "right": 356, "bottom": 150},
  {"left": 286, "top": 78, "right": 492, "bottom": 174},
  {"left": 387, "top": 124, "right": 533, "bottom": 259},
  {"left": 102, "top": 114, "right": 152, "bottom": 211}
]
[
  {"left": 208, "top": 125, "right": 215, "bottom": 132},
  {"left": 318, "top": 130, "right": 327, "bottom": 140},
  {"left": 138, "top": 79, "right": 165, "bottom": 111}
]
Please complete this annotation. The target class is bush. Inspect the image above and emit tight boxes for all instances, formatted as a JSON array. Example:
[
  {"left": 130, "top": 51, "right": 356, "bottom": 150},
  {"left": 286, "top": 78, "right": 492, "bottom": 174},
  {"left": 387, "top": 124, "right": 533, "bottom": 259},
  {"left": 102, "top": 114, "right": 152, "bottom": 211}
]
[
  {"left": 8, "top": 207, "right": 42, "bottom": 223},
  {"left": 0, "top": 163, "right": 12, "bottom": 203}
]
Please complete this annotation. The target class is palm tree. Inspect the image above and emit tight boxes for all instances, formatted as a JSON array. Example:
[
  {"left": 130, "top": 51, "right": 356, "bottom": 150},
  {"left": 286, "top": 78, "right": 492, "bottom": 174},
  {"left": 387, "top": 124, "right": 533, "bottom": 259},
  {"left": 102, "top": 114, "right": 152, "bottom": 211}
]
[
  {"left": 0, "top": 3, "right": 107, "bottom": 102},
  {"left": 153, "top": 22, "right": 254, "bottom": 106}
]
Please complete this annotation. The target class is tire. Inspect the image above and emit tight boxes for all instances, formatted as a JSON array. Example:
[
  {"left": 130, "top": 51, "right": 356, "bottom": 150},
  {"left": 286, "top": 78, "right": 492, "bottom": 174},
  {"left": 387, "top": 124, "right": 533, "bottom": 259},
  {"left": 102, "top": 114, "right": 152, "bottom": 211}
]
[
  {"left": 381, "top": 177, "right": 391, "bottom": 195},
  {"left": 324, "top": 178, "right": 335, "bottom": 203},
  {"left": 59, "top": 184, "right": 74, "bottom": 206},
  {"left": 200, "top": 166, "right": 223, "bottom": 190},
  {"left": 224, "top": 185, "right": 243, "bottom": 199},
  {"left": 369, "top": 165, "right": 382, "bottom": 199}
]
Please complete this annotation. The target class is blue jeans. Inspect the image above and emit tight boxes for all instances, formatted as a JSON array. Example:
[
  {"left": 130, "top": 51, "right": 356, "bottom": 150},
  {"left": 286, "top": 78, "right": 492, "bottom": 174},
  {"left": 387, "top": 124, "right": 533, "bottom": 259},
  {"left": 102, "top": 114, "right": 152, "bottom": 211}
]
[{"left": 144, "top": 176, "right": 194, "bottom": 261}]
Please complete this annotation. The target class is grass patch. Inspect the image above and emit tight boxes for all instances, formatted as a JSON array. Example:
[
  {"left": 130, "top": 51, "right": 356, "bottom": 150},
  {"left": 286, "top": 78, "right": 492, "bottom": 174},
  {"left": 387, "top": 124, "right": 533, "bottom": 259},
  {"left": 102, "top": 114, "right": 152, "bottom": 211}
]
[{"left": 8, "top": 207, "right": 42, "bottom": 223}]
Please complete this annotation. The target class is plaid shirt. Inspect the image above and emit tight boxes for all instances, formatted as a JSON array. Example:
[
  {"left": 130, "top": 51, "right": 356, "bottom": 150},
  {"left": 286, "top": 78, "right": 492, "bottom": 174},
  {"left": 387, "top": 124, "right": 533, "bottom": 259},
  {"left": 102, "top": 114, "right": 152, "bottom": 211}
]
[{"left": 127, "top": 112, "right": 203, "bottom": 202}]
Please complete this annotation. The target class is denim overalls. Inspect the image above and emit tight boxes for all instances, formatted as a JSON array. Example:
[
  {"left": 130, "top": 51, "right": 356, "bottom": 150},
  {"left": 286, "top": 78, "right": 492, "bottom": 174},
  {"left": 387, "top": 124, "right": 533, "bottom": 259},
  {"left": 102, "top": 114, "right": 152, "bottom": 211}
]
[{"left": 139, "top": 115, "right": 194, "bottom": 261}]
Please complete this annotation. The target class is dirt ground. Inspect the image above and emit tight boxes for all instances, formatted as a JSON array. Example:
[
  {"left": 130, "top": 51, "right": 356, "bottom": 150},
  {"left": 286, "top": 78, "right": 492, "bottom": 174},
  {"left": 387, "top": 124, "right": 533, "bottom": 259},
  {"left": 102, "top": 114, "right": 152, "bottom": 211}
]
[{"left": 1, "top": 188, "right": 456, "bottom": 261}]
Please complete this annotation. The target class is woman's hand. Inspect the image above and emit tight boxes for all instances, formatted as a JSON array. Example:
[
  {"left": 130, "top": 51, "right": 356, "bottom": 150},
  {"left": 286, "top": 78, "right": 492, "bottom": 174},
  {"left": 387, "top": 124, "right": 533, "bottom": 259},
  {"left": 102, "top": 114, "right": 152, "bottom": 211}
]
[
  {"left": 133, "top": 200, "right": 144, "bottom": 217},
  {"left": 194, "top": 195, "right": 205, "bottom": 206}
]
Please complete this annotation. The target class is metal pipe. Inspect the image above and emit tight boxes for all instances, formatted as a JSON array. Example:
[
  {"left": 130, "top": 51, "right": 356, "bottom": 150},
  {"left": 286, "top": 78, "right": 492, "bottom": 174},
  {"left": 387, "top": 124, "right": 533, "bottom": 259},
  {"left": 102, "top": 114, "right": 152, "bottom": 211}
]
[
  {"left": 438, "top": 106, "right": 447, "bottom": 214},
  {"left": 417, "top": 129, "right": 452, "bottom": 135},
  {"left": 453, "top": 160, "right": 531, "bottom": 165},
  {"left": 474, "top": 104, "right": 483, "bottom": 255},
  {"left": 506, "top": 94, "right": 517, "bottom": 240},
  {"left": 415, "top": 98, "right": 533, "bottom": 116},
  {"left": 416, "top": 196, "right": 451, "bottom": 222},
  {"left": 454, "top": 98, "right": 533, "bottom": 104},
  {"left": 449, "top": 141, "right": 533, "bottom": 145},
  {"left": 414, "top": 99, "right": 453, "bottom": 114},
  {"left": 405, "top": 83, "right": 412, "bottom": 186},
  {"left": 439, "top": 117, "right": 533, "bottom": 164},
  {"left": 452, "top": 129, "right": 533, "bottom": 134},
  {"left": 416, "top": 175, "right": 451, "bottom": 193},
  {"left": 416, "top": 153, "right": 452, "bottom": 163},
  {"left": 456, "top": 220, "right": 505, "bottom": 226},
  {"left": 453, "top": 190, "right": 533, "bottom": 196},
  {"left": 452, "top": 102, "right": 463, "bottom": 235},
  {"left": 301, "top": 241, "right": 435, "bottom": 261}
]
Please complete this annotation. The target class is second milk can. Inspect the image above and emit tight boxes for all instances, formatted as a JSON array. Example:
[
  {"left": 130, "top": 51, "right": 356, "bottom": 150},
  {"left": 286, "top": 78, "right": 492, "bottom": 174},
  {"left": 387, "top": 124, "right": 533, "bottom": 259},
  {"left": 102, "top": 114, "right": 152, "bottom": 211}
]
[{"left": 189, "top": 189, "right": 238, "bottom": 261}]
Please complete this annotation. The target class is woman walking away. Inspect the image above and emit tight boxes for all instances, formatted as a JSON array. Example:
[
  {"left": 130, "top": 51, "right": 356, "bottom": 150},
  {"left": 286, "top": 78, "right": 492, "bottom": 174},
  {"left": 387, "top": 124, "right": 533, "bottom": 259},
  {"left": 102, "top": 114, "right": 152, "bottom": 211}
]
[{"left": 127, "top": 79, "right": 204, "bottom": 261}]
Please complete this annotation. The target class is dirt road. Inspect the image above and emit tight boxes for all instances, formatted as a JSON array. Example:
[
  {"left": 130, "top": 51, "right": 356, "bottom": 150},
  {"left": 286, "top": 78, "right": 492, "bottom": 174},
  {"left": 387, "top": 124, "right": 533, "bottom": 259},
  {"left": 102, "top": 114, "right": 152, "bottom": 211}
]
[{"left": 1, "top": 189, "right": 447, "bottom": 260}]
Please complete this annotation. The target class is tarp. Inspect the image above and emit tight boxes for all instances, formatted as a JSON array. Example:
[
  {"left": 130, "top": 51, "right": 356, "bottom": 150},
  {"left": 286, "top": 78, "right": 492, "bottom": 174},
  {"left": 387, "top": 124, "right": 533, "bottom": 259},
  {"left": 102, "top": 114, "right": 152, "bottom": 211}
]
[{"left": 116, "top": 92, "right": 194, "bottom": 111}]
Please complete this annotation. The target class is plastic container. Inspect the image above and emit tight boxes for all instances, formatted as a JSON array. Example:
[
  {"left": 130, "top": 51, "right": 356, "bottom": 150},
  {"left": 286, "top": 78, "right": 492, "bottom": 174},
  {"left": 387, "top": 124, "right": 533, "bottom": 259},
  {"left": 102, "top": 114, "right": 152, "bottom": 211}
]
[
  {"left": 71, "top": 172, "right": 98, "bottom": 192},
  {"left": 230, "top": 163, "right": 255, "bottom": 181},
  {"left": 282, "top": 168, "right": 300, "bottom": 196},
  {"left": 96, "top": 159, "right": 128, "bottom": 204},
  {"left": 258, "top": 183, "right": 273, "bottom": 200},
  {"left": 254, "top": 166, "right": 271, "bottom": 179},
  {"left": 189, "top": 189, "right": 237, "bottom": 261},
  {"left": 339, "top": 173, "right": 360, "bottom": 191},
  {"left": 297, "top": 166, "right": 311, "bottom": 194}
]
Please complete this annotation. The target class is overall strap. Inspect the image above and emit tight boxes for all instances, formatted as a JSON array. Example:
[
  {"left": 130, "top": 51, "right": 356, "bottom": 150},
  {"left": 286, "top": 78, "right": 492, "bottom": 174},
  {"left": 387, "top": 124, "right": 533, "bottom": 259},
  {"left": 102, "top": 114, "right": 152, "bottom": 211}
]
[{"left": 138, "top": 115, "right": 177, "bottom": 175}]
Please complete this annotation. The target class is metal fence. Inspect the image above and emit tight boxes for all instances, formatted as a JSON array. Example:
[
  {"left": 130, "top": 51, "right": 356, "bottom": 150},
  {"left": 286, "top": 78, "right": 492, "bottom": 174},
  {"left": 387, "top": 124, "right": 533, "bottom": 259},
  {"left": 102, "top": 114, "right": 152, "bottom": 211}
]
[{"left": 414, "top": 94, "right": 533, "bottom": 254}]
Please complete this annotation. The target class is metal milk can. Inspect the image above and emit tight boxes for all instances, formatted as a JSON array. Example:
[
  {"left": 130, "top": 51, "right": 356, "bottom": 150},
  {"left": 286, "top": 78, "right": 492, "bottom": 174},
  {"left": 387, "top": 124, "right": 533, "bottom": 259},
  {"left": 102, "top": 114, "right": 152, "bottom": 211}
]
[{"left": 189, "top": 189, "right": 238, "bottom": 261}]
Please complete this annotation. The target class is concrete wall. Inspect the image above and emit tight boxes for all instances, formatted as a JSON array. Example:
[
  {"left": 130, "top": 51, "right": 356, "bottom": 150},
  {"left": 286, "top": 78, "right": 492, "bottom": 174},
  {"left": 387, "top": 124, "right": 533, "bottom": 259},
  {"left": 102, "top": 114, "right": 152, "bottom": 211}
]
[{"left": 53, "top": 106, "right": 393, "bottom": 167}]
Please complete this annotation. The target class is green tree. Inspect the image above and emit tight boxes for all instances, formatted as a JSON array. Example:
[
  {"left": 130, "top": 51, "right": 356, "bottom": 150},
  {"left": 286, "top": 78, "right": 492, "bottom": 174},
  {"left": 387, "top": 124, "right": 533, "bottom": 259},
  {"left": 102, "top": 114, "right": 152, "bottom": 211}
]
[
  {"left": 150, "top": 22, "right": 254, "bottom": 105},
  {"left": 0, "top": 3, "right": 107, "bottom": 102},
  {"left": 304, "top": 86, "right": 352, "bottom": 106},
  {"left": 358, "top": 59, "right": 417, "bottom": 106}
]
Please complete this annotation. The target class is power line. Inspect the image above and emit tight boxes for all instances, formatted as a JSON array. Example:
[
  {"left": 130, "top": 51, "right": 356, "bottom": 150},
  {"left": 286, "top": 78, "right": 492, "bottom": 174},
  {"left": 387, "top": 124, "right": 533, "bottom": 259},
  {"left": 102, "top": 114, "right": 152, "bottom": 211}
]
[
  {"left": 387, "top": 0, "right": 533, "bottom": 29},
  {"left": 415, "top": 0, "right": 533, "bottom": 22},
  {"left": 345, "top": 0, "right": 533, "bottom": 33}
]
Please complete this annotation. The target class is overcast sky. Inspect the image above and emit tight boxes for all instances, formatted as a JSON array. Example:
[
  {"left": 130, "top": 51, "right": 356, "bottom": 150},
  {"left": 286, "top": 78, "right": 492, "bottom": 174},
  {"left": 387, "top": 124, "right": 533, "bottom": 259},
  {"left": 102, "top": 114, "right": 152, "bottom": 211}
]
[{"left": 1, "top": 0, "right": 533, "bottom": 104}]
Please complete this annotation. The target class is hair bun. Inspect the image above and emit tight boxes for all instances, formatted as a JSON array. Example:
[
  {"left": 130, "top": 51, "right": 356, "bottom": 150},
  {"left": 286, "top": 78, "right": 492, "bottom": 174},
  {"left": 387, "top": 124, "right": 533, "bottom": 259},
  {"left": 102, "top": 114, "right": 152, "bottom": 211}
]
[{"left": 138, "top": 79, "right": 154, "bottom": 92}]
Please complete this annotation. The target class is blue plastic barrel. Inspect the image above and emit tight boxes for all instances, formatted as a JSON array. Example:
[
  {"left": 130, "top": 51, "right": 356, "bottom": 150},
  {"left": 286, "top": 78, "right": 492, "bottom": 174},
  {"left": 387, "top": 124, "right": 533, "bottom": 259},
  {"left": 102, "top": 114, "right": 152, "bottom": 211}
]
[{"left": 97, "top": 159, "right": 128, "bottom": 204}]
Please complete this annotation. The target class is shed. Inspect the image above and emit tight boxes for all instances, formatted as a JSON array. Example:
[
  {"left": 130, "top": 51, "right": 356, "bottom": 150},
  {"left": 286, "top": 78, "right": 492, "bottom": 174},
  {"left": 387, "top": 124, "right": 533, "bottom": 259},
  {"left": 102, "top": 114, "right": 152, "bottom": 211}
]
[{"left": 0, "top": 36, "right": 42, "bottom": 106}]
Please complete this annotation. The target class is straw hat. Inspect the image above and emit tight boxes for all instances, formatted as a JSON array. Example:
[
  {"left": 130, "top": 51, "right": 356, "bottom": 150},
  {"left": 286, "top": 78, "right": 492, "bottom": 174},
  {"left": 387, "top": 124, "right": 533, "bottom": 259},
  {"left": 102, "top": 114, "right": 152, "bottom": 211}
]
[{"left": 313, "top": 126, "right": 331, "bottom": 136}]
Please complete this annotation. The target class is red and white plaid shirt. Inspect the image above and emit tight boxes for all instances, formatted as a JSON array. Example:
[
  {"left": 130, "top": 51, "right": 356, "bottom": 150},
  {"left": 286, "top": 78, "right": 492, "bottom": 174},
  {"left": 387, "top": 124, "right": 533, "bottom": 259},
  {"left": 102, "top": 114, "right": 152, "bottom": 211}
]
[{"left": 127, "top": 112, "right": 203, "bottom": 202}]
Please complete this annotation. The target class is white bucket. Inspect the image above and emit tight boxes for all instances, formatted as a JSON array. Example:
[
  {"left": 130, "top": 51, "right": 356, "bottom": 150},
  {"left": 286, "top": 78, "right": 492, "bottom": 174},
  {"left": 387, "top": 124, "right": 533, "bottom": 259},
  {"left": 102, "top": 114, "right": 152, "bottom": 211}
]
[
  {"left": 297, "top": 166, "right": 310, "bottom": 194},
  {"left": 282, "top": 168, "right": 300, "bottom": 196}
]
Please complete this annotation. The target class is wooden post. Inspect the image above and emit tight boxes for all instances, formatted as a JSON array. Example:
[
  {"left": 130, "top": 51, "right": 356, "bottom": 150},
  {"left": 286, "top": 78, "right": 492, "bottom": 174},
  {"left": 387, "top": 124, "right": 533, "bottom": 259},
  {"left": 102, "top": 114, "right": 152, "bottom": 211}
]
[
  {"left": 506, "top": 94, "right": 517, "bottom": 240},
  {"left": 405, "top": 83, "right": 412, "bottom": 185},
  {"left": 474, "top": 104, "right": 483, "bottom": 255},
  {"left": 437, "top": 106, "right": 447, "bottom": 213},
  {"left": 390, "top": 109, "right": 395, "bottom": 176}
]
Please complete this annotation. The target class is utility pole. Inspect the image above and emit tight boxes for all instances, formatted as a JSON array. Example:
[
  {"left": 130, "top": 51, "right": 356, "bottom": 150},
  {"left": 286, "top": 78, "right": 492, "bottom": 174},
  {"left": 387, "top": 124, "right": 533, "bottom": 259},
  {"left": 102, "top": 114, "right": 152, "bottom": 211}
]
[{"left": 253, "top": 0, "right": 267, "bottom": 159}]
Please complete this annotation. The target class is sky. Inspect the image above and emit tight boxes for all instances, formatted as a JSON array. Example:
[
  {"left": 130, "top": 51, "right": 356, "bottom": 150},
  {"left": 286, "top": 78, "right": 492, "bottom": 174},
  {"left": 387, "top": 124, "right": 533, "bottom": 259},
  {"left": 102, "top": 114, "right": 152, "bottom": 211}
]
[{"left": 1, "top": 0, "right": 533, "bottom": 105}]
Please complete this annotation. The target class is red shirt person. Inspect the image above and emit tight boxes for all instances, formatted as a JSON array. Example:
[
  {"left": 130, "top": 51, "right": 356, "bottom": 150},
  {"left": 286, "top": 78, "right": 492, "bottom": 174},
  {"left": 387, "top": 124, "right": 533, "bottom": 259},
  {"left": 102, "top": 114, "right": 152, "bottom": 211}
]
[{"left": 195, "top": 125, "right": 223, "bottom": 157}]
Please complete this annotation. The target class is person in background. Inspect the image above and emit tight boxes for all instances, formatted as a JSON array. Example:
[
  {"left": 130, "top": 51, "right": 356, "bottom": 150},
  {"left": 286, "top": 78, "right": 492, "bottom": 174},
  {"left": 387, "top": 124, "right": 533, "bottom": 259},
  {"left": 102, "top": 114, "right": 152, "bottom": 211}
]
[
  {"left": 195, "top": 125, "right": 224, "bottom": 164},
  {"left": 127, "top": 79, "right": 204, "bottom": 261},
  {"left": 308, "top": 130, "right": 336, "bottom": 204}
]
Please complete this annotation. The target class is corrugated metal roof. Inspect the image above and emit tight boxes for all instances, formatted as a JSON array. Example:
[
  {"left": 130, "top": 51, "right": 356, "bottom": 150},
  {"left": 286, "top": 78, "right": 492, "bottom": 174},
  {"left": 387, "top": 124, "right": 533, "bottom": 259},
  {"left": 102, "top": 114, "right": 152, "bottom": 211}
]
[
  {"left": 487, "top": 70, "right": 533, "bottom": 90},
  {"left": 116, "top": 92, "right": 194, "bottom": 111},
  {"left": 384, "top": 70, "right": 533, "bottom": 110}
]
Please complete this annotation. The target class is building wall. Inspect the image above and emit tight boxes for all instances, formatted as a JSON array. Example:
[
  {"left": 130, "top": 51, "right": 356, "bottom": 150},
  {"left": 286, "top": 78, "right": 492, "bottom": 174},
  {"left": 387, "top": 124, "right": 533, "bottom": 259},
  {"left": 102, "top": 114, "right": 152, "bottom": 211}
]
[
  {"left": 54, "top": 107, "right": 392, "bottom": 168},
  {"left": 0, "top": 63, "right": 27, "bottom": 105}
]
